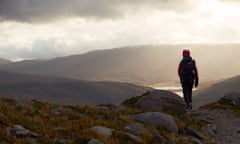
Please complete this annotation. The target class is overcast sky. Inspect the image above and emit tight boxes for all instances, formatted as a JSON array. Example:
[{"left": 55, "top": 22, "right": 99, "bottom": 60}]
[{"left": 0, "top": 0, "right": 240, "bottom": 60}]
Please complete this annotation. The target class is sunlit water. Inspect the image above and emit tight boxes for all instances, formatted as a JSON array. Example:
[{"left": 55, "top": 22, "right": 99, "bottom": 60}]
[
  {"left": 154, "top": 86, "right": 183, "bottom": 97},
  {"left": 154, "top": 86, "right": 197, "bottom": 98}
]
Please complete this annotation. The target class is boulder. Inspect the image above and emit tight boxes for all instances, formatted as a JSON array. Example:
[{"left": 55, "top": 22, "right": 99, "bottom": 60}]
[
  {"left": 218, "top": 92, "right": 240, "bottom": 106},
  {"left": 135, "top": 90, "right": 186, "bottom": 114},
  {"left": 123, "top": 123, "right": 148, "bottom": 136},
  {"left": 91, "top": 126, "right": 114, "bottom": 139},
  {"left": 134, "top": 112, "right": 178, "bottom": 133}
]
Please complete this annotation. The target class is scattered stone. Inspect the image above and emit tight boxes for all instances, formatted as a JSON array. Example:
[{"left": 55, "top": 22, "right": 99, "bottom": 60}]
[
  {"left": 189, "top": 136, "right": 202, "bottom": 144},
  {"left": 87, "top": 139, "right": 104, "bottom": 144},
  {"left": 186, "top": 127, "right": 205, "bottom": 140},
  {"left": 91, "top": 126, "right": 114, "bottom": 139},
  {"left": 151, "top": 134, "right": 167, "bottom": 144},
  {"left": 134, "top": 112, "right": 178, "bottom": 133},
  {"left": 123, "top": 123, "right": 148, "bottom": 136},
  {"left": 126, "top": 132, "right": 143, "bottom": 143},
  {"left": 201, "top": 124, "right": 217, "bottom": 136},
  {"left": 3, "top": 125, "right": 38, "bottom": 138},
  {"left": 218, "top": 92, "right": 240, "bottom": 106},
  {"left": 25, "top": 137, "right": 38, "bottom": 144},
  {"left": 3, "top": 127, "right": 12, "bottom": 137},
  {"left": 135, "top": 90, "right": 186, "bottom": 114},
  {"left": 52, "top": 127, "right": 65, "bottom": 132},
  {"left": 54, "top": 138, "right": 67, "bottom": 144},
  {"left": 51, "top": 107, "right": 72, "bottom": 116}
]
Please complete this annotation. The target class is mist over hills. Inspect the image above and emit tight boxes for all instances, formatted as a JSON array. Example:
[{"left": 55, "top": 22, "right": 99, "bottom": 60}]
[
  {"left": 0, "top": 71, "right": 150, "bottom": 105},
  {"left": 0, "top": 44, "right": 240, "bottom": 85},
  {"left": 193, "top": 75, "right": 240, "bottom": 108}
]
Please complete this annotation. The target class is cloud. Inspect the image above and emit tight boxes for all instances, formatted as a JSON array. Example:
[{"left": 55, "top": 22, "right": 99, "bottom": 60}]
[{"left": 0, "top": 0, "right": 193, "bottom": 23}]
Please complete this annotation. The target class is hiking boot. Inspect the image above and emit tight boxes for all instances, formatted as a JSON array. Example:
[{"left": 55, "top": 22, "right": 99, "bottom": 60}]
[{"left": 189, "top": 103, "right": 192, "bottom": 110}]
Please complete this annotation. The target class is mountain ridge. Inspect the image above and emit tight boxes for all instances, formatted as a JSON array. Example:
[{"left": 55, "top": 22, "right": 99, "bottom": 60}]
[
  {"left": 1, "top": 44, "right": 240, "bottom": 85},
  {"left": 0, "top": 71, "right": 150, "bottom": 105}
]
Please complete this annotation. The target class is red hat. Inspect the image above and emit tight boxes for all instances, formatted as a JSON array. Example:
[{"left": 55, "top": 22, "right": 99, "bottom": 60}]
[{"left": 183, "top": 49, "right": 190, "bottom": 57}]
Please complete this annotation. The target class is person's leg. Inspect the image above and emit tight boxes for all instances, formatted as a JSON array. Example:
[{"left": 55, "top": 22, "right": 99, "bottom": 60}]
[
  {"left": 188, "top": 80, "right": 194, "bottom": 109},
  {"left": 182, "top": 82, "right": 190, "bottom": 108}
]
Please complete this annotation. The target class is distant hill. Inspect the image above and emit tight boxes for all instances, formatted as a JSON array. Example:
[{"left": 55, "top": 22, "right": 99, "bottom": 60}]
[
  {"left": 0, "top": 44, "right": 240, "bottom": 85},
  {"left": 0, "top": 58, "right": 11, "bottom": 65},
  {"left": 193, "top": 75, "right": 240, "bottom": 108},
  {"left": 0, "top": 71, "right": 150, "bottom": 105}
]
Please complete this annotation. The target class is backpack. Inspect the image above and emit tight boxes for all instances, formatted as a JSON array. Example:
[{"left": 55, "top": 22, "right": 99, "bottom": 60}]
[{"left": 181, "top": 58, "right": 195, "bottom": 81}]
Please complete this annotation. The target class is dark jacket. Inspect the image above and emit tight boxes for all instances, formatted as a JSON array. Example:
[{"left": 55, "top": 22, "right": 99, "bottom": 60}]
[{"left": 178, "top": 56, "right": 199, "bottom": 82}]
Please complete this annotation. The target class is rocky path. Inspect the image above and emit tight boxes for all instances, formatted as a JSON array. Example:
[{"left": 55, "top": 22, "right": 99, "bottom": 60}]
[{"left": 196, "top": 108, "right": 240, "bottom": 144}]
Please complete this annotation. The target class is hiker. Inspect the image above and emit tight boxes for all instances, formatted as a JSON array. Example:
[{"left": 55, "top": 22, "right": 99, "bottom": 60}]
[{"left": 178, "top": 49, "right": 199, "bottom": 110}]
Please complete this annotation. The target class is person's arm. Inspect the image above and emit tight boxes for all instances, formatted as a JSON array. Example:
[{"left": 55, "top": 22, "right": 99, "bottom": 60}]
[
  {"left": 178, "top": 62, "right": 183, "bottom": 82},
  {"left": 194, "top": 61, "right": 199, "bottom": 87}
]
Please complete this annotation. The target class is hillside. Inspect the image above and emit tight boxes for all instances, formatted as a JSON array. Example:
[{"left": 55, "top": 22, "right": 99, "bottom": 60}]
[
  {"left": 1, "top": 44, "right": 240, "bottom": 85},
  {"left": 193, "top": 75, "right": 240, "bottom": 108},
  {"left": 0, "top": 91, "right": 217, "bottom": 144},
  {"left": 0, "top": 71, "right": 150, "bottom": 105}
]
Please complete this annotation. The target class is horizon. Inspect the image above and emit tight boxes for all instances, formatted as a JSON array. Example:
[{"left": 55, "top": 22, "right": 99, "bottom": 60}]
[
  {"left": 1, "top": 0, "right": 240, "bottom": 60},
  {"left": 4, "top": 43, "right": 240, "bottom": 62}
]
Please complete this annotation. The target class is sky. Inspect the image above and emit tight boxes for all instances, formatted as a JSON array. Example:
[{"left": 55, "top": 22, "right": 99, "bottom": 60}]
[{"left": 0, "top": 0, "right": 240, "bottom": 61}]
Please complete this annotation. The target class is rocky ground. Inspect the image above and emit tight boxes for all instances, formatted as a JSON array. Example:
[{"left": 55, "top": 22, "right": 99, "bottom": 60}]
[
  {"left": 193, "top": 92, "right": 240, "bottom": 144},
  {"left": 0, "top": 90, "right": 239, "bottom": 144}
]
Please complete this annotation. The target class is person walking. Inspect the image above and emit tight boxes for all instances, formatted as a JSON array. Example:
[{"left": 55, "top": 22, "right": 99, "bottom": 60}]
[{"left": 178, "top": 49, "right": 199, "bottom": 110}]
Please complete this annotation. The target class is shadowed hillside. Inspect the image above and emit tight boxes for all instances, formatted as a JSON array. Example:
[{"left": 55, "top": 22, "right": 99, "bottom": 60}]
[
  {"left": 0, "top": 71, "right": 150, "bottom": 105},
  {"left": 0, "top": 44, "right": 240, "bottom": 85},
  {"left": 193, "top": 75, "right": 240, "bottom": 108},
  {"left": 0, "top": 58, "right": 11, "bottom": 65}
]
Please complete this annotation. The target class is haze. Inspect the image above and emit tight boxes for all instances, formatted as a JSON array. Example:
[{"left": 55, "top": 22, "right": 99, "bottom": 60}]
[{"left": 0, "top": 0, "right": 240, "bottom": 61}]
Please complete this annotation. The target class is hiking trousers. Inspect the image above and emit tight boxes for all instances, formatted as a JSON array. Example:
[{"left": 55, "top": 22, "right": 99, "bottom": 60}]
[{"left": 181, "top": 80, "right": 194, "bottom": 107}]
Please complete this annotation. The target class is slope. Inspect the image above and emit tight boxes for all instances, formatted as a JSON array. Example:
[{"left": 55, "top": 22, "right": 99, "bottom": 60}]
[
  {"left": 0, "top": 71, "right": 150, "bottom": 105},
  {"left": 193, "top": 75, "right": 240, "bottom": 108},
  {"left": 1, "top": 44, "right": 240, "bottom": 85}
]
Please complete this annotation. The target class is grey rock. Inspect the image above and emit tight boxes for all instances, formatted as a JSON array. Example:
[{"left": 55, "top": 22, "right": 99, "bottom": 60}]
[
  {"left": 29, "top": 131, "right": 39, "bottom": 138},
  {"left": 134, "top": 112, "right": 178, "bottom": 133},
  {"left": 87, "top": 139, "right": 104, "bottom": 144},
  {"left": 123, "top": 123, "right": 148, "bottom": 136},
  {"left": 201, "top": 124, "right": 216, "bottom": 136},
  {"left": 25, "top": 137, "right": 38, "bottom": 144},
  {"left": 3, "top": 125, "right": 37, "bottom": 138},
  {"left": 91, "top": 126, "right": 114, "bottom": 138},
  {"left": 151, "top": 134, "right": 167, "bottom": 144},
  {"left": 186, "top": 127, "right": 205, "bottom": 140},
  {"left": 14, "top": 125, "right": 30, "bottom": 137},
  {"left": 136, "top": 90, "right": 186, "bottom": 114},
  {"left": 3, "top": 127, "right": 12, "bottom": 137},
  {"left": 51, "top": 107, "right": 72, "bottom": 116},
  {"left": 52, "top": 127, "right": 65, "bottom": 132},
  {"left": 218, "top": 92, "right": 240, "bottom": 106},
  {"left": 189, "top": 137, "right": 202, "bottom": 144},
  {"left": 126, "top": 132, "right": 143, "bottom": 143},
  {"left": 54, "top": 138, "right": 67, "bottom": 144}
]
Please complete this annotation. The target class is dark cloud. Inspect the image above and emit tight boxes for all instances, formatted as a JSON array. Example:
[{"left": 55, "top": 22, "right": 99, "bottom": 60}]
[{"left": 0, "top": 0, "right": 191, "bottom": 23}]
